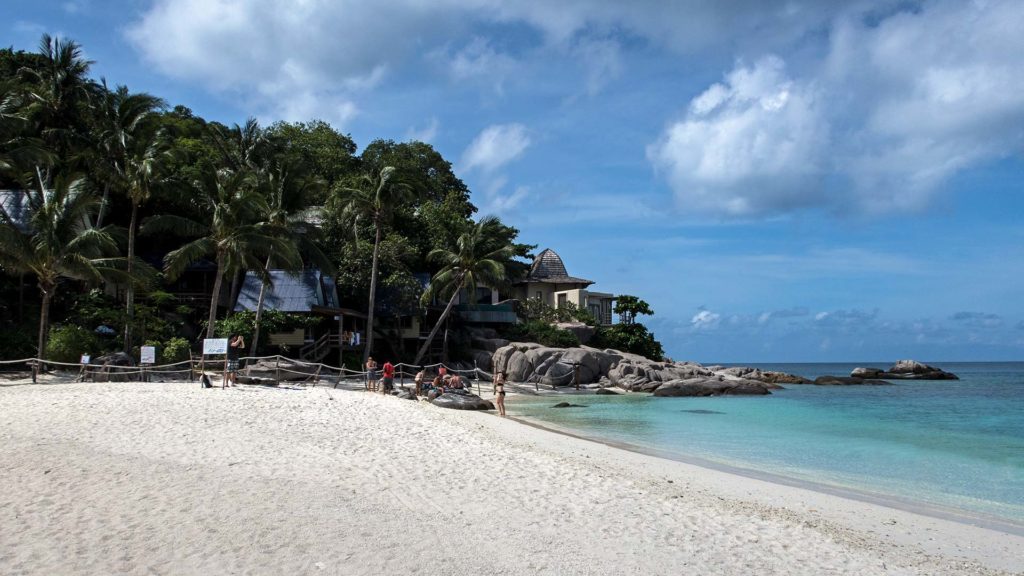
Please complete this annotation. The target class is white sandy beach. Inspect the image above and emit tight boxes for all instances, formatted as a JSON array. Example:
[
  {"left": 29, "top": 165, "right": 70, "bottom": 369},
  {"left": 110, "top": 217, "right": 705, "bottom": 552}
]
[{"left": 1, "top": 378, "right": 1021, "bottom": 575}]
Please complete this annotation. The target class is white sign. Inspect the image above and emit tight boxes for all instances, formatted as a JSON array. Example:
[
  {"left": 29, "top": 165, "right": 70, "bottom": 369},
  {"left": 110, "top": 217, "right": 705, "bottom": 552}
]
[
  {"left": 140, "top": 346, "right": 156, "bottom": 365},
  {"left": 203, "top": 338, "right": 229, "bottom": 355},
  {"left": 80, "top": 354, "right": 91, "bottom": 365}
]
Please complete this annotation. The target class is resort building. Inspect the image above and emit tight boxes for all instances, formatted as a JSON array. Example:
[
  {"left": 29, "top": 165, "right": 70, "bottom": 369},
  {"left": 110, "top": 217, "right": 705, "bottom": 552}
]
[
  {"left": 233, "top": 269, "right": 365, "bottom": 362},
  {"left": 513, "top": 248, "right": 615, "bottom": 325}
]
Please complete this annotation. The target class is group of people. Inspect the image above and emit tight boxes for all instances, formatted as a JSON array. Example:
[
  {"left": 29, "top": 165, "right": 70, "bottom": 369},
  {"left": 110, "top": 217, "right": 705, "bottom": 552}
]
[{"left": 363, "top": 357, "right": 396, "bottom": 393}]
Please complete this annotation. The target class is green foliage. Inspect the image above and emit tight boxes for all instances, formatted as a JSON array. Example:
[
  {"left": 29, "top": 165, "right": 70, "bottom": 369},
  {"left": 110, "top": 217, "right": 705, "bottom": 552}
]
[
  {"left": 212, "top": 310, "right": 321, "bottom": 352},
  {"left": 45, "top": 325, "right": 100, "bottom": 363},
  {"left": 0, "top": 327, "right": 36, "bottom": 360},
  {"left": 516, "top": 297, "right": 596, "bottom": 326},
  {"left": 591, "top": 323, "right": 664, "bottom": 361},
  {"left": 161, "top": 336, "right": 191, "bottom": 364},
  {"left": 614, "top": 295, "right": 654, "bottom": 325},
  {"left": 502, "top": 320, "right": 580, "bottom": 349}
]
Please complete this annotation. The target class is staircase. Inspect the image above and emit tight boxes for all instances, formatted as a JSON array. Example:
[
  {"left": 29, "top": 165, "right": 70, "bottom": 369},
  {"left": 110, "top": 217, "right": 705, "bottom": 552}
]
[{"left": 300, "top": 333, "right": 341, "bottom": 362}]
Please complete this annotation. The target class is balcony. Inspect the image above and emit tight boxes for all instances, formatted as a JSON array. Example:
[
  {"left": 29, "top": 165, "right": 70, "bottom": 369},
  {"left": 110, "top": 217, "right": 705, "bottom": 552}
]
[{"left": 454, "top": 303, "right": 517, "bottom": 324}]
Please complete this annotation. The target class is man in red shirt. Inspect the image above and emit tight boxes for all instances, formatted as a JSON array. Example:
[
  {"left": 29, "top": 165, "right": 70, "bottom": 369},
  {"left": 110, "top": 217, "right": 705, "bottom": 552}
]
[{"left": 382, "top": 360, "right": 395, "bottom": 394}]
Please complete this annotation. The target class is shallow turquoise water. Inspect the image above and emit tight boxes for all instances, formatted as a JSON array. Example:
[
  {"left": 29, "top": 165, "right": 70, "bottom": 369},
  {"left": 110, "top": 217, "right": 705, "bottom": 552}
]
[{"left": 508, "top": 362, "right": 1024, "bottom": 523}]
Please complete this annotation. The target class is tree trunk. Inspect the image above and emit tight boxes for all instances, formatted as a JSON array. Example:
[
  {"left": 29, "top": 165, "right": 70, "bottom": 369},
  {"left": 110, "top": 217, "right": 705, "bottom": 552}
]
[
  {"left": 36, "top": 283, "right": 53, "bottom": 376},
  {"left": 250, "top": 253, "right": 273, "bottom": 356},
  {"left": 206, "top": 253, "right": 225, "bottom": 338},
  {"left": 413, "top": 276, "right": 463, "bottom": 366},
  {"left": 96, "top": 182, "right": 110, "bottom": 228},
  {"left": 226, "top": 268, "right": 241, "bottom": 319},
  {"left": 363, "top": 221, "right": 382, "bottom": 363},
  {"left": 123, "top": 201, "right": 138, "bottom": 354}
]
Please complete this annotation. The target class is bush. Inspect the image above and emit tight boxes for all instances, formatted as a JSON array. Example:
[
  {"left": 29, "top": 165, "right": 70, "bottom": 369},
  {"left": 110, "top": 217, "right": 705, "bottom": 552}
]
[
  {"left": 0, "top": 327, "right": 36, "bottom": 360},
  {"left": 502, "top": 320, "right": 580, "bottom": 348},
  {"left": 162, "top": 337, "right": 192, "bottom": 364},
  {"left": 590, "top": 323, "right": 664, "bottom": 361},
  {"left": 45, "top": 325, "right": 101, "bottom": 364},
  {"left": 515, "top": 298, "right": 596, "bottom": 326}
]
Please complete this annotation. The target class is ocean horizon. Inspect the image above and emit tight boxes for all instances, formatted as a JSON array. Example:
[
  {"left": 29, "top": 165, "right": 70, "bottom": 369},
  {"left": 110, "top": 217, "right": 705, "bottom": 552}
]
[{"left": 509, "top": 361, "right": 1024, "bottom": 526}]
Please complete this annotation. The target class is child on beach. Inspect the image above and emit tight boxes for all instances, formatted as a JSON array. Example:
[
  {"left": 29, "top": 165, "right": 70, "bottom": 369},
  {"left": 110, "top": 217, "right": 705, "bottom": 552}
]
[
  {"left": 493, "top": 371, "right": 506, "bottom": 417},
  {"left": 414, "top": 367, "right": 425, "bottom": 395}
]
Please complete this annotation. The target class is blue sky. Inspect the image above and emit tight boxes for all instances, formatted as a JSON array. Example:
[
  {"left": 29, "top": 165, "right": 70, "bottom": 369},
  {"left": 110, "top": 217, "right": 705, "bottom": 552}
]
[{"left": 4, "top": 0, "right": 1024, "bottom": 362}]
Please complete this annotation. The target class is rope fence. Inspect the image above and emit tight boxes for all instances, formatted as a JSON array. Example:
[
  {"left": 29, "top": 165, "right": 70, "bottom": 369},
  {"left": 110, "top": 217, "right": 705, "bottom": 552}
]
[{"left": 0, "top": 355, "right": 499, "bottom": 393}]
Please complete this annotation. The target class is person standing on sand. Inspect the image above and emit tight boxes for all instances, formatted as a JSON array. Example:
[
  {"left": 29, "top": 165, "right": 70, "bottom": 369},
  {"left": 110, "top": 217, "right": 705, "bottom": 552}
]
[
  {"left": 365, "top": 357, "right": 378, "bottom": 392},
  {"left": 493, "top": 371, "right": 507, "bottom": 417},
  {"left": 226, "top": 334, "right": 245, "bottom": 388}
]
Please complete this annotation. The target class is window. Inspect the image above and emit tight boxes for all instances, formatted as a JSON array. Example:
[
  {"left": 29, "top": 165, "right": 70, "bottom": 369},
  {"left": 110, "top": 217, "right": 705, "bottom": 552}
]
[
  {"left": 536, "top": 291, "right": 543, "bottom": 301},
  {"left": 557, "top": 294, "right": 567, "bottom": 307}
]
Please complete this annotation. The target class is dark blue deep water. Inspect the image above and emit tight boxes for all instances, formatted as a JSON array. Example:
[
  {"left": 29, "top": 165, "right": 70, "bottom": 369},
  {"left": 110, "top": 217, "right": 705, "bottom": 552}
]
[{"left": 509, "top": 362, "right": 1024, "bottom": 523}]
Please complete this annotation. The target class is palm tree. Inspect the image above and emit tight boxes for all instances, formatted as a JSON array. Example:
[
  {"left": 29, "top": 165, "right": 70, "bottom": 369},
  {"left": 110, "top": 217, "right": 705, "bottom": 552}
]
[
  {"left": 335, "top": 166, "right": 413, "bottom": 362},
  {"left": 92, "top": 84, "right": 168, "bottom": 352},
  {"left": 0, "top": 173, "right": 120, "bottom": 366},
  {"left": 20, "top": 34, "right": 95, "bottom": 178},
  {"left": 249, "top": 157, "right": 330, "bottom": 355},
  {"left": 413, "top": 215, "right": 514, "bottom": 365},
  {"left": 142, "top": 166, "right": 299, "bottom": 338}
]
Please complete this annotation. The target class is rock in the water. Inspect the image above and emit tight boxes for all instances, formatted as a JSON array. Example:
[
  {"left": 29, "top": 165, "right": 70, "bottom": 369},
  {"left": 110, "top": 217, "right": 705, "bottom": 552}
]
[
  {"left": 682, "top": 409, "right": 725, "bottom": 415},
  {"left": 882, "top": 360, "right": 958, "bottom": 380},
  {"left": 814, "top": 376, "right": 890, "bottom": 385},
  {"left": 851, "top": 367, "right": 884, "bottom": 378},
  {"left": 552, "top": 402, "right": 588, "bottom": 408},
  {"left": 595, "top": 387, "right": 620, "bottom": 395},
  {"left": 652, "top": 377, "right": 773, "bottom": 396},
  {"left": 431, "top": 392, "right": 494, "bottom": 410}
]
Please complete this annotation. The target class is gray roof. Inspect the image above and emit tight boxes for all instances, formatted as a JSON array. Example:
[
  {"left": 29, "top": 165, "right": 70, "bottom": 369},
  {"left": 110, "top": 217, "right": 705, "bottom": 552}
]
[
  {"left": 521, "top": 248, "right": 593, "bottom": 286},
  {"left": 0, "top": 190, "right": 32, "bottom": 232},
  {"left": 234, "top": 269, "right": 340, "bottom": 313}
]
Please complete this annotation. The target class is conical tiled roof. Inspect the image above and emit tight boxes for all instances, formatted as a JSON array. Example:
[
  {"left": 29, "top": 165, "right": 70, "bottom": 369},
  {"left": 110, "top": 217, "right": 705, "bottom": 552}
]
[{"left": 523, "top": 248, "right": 593, "bottom": 285}]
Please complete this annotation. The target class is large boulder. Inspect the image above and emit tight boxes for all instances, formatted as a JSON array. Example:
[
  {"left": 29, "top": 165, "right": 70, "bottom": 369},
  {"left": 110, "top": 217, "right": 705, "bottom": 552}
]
[
  {"left": 554, "top": 321, "right": 596, "bottom": 344},
  {"left": 652, "top": 377, "right": 773, "bottom": 397},
  {"left": 711, "top": 366, "right": 809, "bottom": 384},
  {"left": 883, "top": 360, "right": 958, "bottom": 380},
  {"left": 851, "top": 367, "right": 884, "bottom": 379},
  {"left": 431, "top": 392, "right": 494, "bottom": 411},
  {"left": 87, "top": 352, "right": 136, "bottom": 382},
  {"left": 595, "top": 387, "right": 620, "bottom": 395}
]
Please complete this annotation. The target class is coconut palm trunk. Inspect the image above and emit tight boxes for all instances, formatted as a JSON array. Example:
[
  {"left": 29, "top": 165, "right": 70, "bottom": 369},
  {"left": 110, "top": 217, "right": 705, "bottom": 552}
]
[
  {"left": 36, "top": 282, "right": 54, "bottom": 365},
  {"left": 363, "top": 220, "right": 381, "bottom": 363},
  {"left": 413, "top": 273, "right": 463, "bottom": 366},
  {"left": 250, "top": 253, "right": 273, "bottom": 356},
  {"left": 206, "top": 253, "right": 226, "bottom": 338},
  {"left": 123, "top": 201, "right": 138, "bottom": 353}
]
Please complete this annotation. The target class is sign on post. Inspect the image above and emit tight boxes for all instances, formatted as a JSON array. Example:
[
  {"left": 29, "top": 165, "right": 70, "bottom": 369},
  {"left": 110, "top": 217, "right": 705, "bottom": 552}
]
[
  {"left": 202, "top": 338, "right": 229, "bottom": 355},
  {"left": 140, "top": 346, "right": 156, "bottom": 365},
  {"left": 80, "top": 354, "right": 91, "bottom": 365}
]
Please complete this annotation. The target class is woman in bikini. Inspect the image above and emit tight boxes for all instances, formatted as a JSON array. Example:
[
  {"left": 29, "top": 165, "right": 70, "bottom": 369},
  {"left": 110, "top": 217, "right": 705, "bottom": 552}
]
[{"left": 493, "top": 371, "right": 507, "bottom": 417}]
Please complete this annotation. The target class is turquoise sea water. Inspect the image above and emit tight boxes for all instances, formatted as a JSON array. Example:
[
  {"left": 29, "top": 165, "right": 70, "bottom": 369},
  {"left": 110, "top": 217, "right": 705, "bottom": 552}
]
[{"left": 508, "top": 362, "right": 1024, "bottom": 524}]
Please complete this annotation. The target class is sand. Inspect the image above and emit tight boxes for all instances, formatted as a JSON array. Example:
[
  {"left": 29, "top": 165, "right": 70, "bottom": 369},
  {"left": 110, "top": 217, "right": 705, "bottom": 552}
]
[{"left": 1, "top": 378, "right": 1021, "bottom": 575}]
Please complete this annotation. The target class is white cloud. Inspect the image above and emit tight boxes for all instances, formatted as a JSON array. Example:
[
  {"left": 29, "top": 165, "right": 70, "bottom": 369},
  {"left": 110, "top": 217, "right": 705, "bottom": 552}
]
[
  {"left": 649, "top": 0, "right": 1024, "bottom": 217},
  {"left": 461, "top": 123, "right": 531, "bottom": 173},
  {"left": 648, "top": 56, "right": 829, "bottom": 216},
  {"left": 690, "top": 309, "right": 721, "bottom": 330}
]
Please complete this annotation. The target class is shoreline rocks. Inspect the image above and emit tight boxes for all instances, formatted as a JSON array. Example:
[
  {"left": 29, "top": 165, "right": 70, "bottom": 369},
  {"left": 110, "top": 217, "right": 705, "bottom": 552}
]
[{"left": 852, "top": 360, "right": 959, "bottom": 380}]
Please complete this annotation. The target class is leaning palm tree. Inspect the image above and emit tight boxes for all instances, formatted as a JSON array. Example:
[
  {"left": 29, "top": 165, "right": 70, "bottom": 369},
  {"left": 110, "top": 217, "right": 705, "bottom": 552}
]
[
  {"left": 92, "top": 84, "right": 169, "bottom": 351},
  {"left": 249, "top": 157, "right": 331, "bottom": 355},
  {"left": 0, "top": 173, "right": 120, "bottom": 365},
  {"left": 335, "top": 166, "right": 413, "bottom": 362},
  {"left": 142, "top": 166, "right": 299, "bottom": 338},
  {"left": 413, "top": 215, "right": 514, "bottom": 366}
]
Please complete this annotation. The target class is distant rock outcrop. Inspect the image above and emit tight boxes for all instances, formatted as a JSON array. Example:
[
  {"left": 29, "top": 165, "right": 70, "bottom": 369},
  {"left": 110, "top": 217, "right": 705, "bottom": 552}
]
[
  {"left": 849, "top": 360, "right": 958, "bottom": 381},
  {"left": 813, "top": 375, "right": 891, "bottom": 386},
  {"left": 652, "top": 377, "right": 774, "bottom": 396}
]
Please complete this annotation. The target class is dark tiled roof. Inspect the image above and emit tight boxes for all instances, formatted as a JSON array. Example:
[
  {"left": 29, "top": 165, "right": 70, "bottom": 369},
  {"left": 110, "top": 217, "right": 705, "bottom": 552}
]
[
  {"left": 520, "top": 248, "right": 593, "bottom": 286},
  {"left": 234, "top": 269, "right": 339, "bottom": 313}
]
